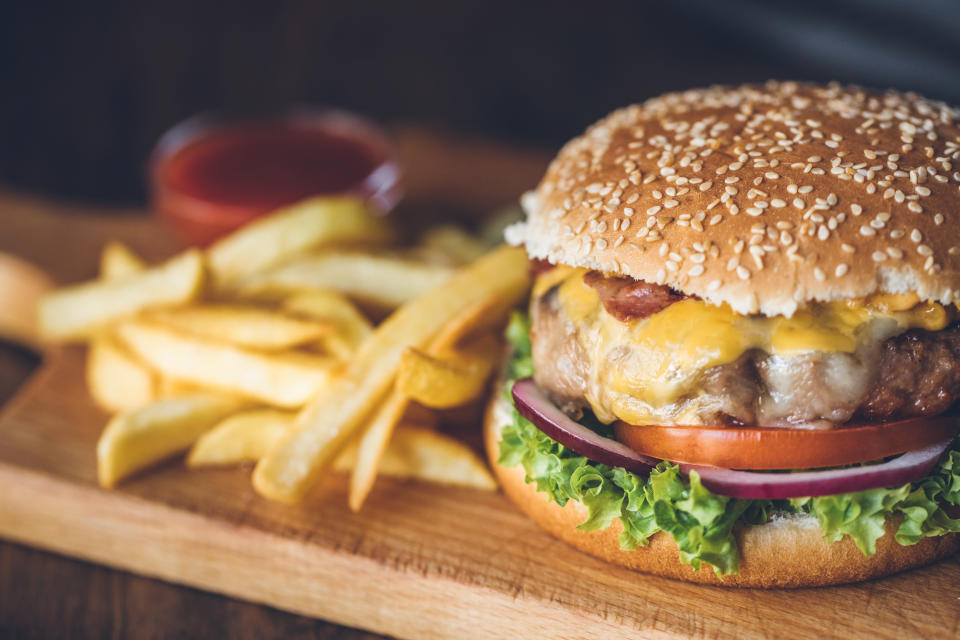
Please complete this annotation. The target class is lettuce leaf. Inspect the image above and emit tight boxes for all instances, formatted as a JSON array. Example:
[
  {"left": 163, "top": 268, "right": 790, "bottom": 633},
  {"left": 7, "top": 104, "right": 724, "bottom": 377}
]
[{"left": 497, "top": 312, "right": 960, "bottom": 576}]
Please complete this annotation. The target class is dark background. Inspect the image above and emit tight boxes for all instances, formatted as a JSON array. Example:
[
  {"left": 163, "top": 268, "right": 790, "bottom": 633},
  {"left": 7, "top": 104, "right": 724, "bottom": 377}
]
[{"left": 2, "top": 0, "right": 960, "bottom": 205}]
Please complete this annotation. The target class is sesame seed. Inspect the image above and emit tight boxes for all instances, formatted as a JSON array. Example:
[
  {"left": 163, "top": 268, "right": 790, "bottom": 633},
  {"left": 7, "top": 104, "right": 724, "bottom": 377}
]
[
  {"left": 793, "top": 198, "right": 805, "bottom": 209},
  {"left": 908, "top": 202, "right": 923, "bottom": 213},
  {"left": 860, "top": 225, "right": 876, "bottom": 236},
  {"left": 688, "top": 265, "right": 705, "bottom": 277},
  {"left": 917, "top": 244, "right": 933, "bottom": 256},
  {"left": 647, "top": 206, "right": 661, "bottom": 215},
  {"left": 663, "top": 199, "right": 680, "bottom": 208},
  {"left": 872, "top": 251, "right": 887, "bottom": 262},
  {"left": 814, "top": 267, "right": 826, "bottom": 281},
  {"left": 916, "top": 186, "right": 931, "bottom": 196},
  {"left": 842, "top": 243, "right": 855, "bottom": 253},
  {"left": 851, "top": 204, "right": 863, "bottom": 216},
  {"left": 707, "top": 279, "right": 722, "bottom": 292},
  {"left": 835, "top": 263, "right": 849, "bottom": 277},
  {"left": 736, "top": 266, "right": 750, "bottom": 280},
  {"left": 911, "top": 229, "right": 923, "bottom": 243}
]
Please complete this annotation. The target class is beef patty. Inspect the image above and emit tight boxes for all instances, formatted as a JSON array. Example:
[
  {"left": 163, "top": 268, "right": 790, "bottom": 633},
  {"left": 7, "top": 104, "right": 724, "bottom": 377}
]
[{"left": 531, "top": 279, "right": 960, "bottom": 428}]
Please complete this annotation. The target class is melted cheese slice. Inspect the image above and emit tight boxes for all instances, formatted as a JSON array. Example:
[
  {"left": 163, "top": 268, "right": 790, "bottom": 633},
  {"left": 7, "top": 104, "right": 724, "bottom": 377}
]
[{"left": 541, "top": 268, "right": 952, "bottom": 425}]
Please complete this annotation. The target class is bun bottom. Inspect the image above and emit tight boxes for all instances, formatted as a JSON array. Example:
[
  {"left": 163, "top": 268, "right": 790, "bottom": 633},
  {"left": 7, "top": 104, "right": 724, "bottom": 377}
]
[{"left": 484, "top": 391, "right": 960, "bottom": 588}]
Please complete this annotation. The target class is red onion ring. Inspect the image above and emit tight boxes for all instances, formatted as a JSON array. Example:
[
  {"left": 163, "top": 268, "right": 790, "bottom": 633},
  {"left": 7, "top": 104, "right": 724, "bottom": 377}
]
[
  {"left": 683, "top": 439, "right": 953, "bottom": 499},
  {"left": 512, "top": 378, "right": 658, "bottom": 475},
  {"left": 512, "top": 378, "right": 955, "bottom": 499}
]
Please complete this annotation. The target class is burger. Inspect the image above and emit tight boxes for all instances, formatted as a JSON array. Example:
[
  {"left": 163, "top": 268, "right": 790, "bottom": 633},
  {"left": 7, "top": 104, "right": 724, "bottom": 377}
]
[{"left": 485, "top": 82, "right": 960, "bottom": 587}]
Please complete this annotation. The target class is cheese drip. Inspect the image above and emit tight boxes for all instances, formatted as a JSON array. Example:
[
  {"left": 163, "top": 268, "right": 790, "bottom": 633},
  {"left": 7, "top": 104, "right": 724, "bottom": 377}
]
[{"left": 541, "top": 268, "right": 952, "bottom": 425}]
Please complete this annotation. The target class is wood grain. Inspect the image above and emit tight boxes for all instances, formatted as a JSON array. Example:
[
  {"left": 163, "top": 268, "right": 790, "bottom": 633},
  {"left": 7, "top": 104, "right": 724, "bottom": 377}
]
[
  {"left": 1, "top": 186, "right": 959, "bottom": 639},
  {"left": 0, "top": 541, "right": 386, "bottom": 640}
]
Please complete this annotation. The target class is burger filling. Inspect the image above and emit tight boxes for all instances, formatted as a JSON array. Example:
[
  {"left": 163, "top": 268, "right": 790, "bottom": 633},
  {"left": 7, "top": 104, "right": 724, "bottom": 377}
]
[
  {"left": 500, "top": 310, "right": 960, "bottom": 576},
  {"left": 531, "top": 266, "right": 959, "bottom": 427}
]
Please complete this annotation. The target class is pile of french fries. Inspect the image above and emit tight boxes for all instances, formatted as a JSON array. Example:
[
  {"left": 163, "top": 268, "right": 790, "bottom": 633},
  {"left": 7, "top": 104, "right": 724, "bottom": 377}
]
[{"left": 37, "top": 196, "right": 530, "bottom": 510}]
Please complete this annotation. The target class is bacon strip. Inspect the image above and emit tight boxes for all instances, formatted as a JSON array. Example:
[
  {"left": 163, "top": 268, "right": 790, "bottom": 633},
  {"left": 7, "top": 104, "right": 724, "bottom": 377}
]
[
  {"left": 583, "top": 271, "right": 688, "bottom": 321},
  {"left": 528, "top": 258, "right": 554, "bottom": 277}
]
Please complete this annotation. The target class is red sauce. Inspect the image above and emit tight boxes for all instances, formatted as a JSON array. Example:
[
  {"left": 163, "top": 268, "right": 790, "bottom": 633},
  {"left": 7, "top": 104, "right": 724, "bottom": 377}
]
[{"left": 150, "top": 112, "right": 400, "bottom": 246}]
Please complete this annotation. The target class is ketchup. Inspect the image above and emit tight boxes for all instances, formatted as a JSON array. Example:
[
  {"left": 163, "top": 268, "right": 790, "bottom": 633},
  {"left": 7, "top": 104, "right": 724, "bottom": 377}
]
[{"left": 150, "top": 112, "right": 400, "bottom": 246}]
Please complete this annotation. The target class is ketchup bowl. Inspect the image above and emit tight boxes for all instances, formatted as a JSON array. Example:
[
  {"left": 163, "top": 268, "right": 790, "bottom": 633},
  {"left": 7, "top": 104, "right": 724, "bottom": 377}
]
[{"left": 149, "top": 109, "right": 402, "bottom": 246}]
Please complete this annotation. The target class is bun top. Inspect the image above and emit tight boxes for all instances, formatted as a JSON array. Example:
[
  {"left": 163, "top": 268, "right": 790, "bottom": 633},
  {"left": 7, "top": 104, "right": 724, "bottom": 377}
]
[{"left": 507, "top": 82, "right": 960, "bottom": 316}]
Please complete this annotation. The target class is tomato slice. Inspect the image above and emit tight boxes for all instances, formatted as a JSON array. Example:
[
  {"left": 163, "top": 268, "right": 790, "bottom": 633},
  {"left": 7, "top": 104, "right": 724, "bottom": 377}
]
[{"left": 614, "top": 416, "right": 960, "bottom": 470}]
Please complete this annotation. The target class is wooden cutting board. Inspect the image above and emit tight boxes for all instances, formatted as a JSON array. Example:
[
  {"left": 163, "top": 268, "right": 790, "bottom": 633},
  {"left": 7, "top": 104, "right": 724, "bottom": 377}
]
[{"left": 1, "top": 170, "right": 959, "bottom": 638}]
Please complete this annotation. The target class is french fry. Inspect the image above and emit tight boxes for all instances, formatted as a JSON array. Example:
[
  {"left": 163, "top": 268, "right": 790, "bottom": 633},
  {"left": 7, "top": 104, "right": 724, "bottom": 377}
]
[
  {"left": 348, "top": 302, "right": 506, "bottom": 510},
  {"left": 283, "top": 290, "right": 373, "bottom": 359},
  {"left": 156, "top": 377, "right": 206, "bottom": 398},
  {"left": 116, "top": 321, "right": 336, "bottom": 408},
  {"left": 187, "top": 409, "right": 295, "bottom": 468},
  {"left": 207, "top": 196, "right": 392, "bottom": 292},
  {"left": 397, "top": 333, "right": 500, "bottom": 409},
  {"left": 144, "top": 305, "right": 332, "bottom": 351},
  {"left": 86, "top": 334, "right": 157, "bottom": 412},
  {"left": 38, "top": 249, "right": 204, "bottom": 341},
  {"left": 336, "top": 425, "right": 496, "bottom": 490},
  {"left": 100, "top": 241, "right": 147, "bottom": 280},
  {"left": 0, "top": 252, "right": 53, "bottom": 349},
  {"left": 253, "top": 245, "right": 530, "bottom": 503},
  {"left": 348, "top": 391, "right": 409, "bottom": 511},
  {"left": 417, "top": 225, "right": 488, "bottom": 265},
  {"left": 97, "top": 393, "right": 247, "bottom": 488},
  {"left": 188, "top": 411, "right": 493, "bottom": 492},
  {"left": 237, "top": 253, "right": 454, "bottom": 309}
]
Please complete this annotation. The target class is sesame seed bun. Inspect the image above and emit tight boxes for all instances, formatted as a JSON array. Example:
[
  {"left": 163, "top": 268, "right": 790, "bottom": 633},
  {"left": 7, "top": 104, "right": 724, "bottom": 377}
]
[
  {"left": 505, "top": 82, "right": 960, "bottom": 316},
  {"left": 484, "top": 390, "right": 960, "bottom": 587}
]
